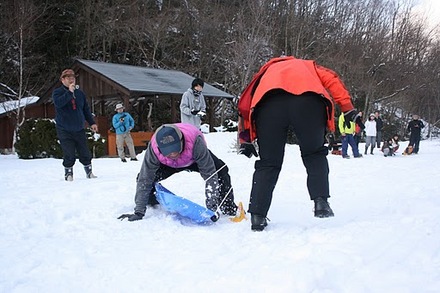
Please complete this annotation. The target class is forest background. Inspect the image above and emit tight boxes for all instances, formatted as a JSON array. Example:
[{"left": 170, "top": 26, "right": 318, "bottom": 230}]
[{"left": 1, "top": 0, "right": 439, "bottom": 138}]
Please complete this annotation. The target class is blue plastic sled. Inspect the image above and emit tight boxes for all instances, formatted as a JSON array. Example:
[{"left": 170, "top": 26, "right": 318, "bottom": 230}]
[{"left": 154, "top": 183, "right": 218, "bottom": 225}]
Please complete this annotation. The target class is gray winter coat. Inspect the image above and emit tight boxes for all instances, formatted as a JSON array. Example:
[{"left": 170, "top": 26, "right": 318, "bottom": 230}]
[{"left": 180, "top": 88, "right": 206, "bottom": 128}]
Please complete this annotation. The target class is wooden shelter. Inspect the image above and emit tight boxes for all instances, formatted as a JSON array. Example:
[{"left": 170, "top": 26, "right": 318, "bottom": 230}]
[{"left": 1, "top": 59, "right": 234, "bottom": 155}]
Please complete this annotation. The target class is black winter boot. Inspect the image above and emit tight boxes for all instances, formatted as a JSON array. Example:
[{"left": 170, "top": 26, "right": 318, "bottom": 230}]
[
  {"left": 147, "top": 194, "right": 160, "bottom": 207},
  {"left": 314, "top": 197, "right": 334, "bottom": 218},
  {"left": 84, "top": 164, "right": 97, "bottom": 179},
  {"left": 251, "top": 214, "right": 268, "bottom": 231},
  {"left": 64, "top": 167, "right": 73, "bottom": 181},
  {"left": 364, "top": 147, "right": 368, "bottom": 155},
  {"left": 220, "top": 196, "right": 238, "bottom": 216}
]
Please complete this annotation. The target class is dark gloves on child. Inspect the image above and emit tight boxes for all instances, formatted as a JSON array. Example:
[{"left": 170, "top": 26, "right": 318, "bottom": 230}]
[
  {"left": 117, "top": 212, "right": 144, "bottom": 221},
  {"left": 239, "top": 143, "right": 258, "bottom": 158},
  {"left": 343, "top": 109, "right": 358, "bottom": 128},
  {"left": 191, "top": 109, "right": 199, "bottom": 115}
]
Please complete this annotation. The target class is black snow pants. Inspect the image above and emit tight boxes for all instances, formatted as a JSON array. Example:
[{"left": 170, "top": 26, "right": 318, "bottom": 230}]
[
  {"left": 248, "top": 91, "right": 330, "bottom": 217},
  {"left": 57, "top": 128, "right": 92, "bottom": 168}
]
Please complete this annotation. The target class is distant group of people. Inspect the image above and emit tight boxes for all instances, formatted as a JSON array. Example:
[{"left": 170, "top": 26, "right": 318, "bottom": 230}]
[
  {"left": 53, "top": 58, "right": 425, "bottom": 232},
  {"left": 333, "top": 108, "right": 424, "bottom": 158},
  {"left": 336, "top": 110, "right": 383, "bottom": 158}
]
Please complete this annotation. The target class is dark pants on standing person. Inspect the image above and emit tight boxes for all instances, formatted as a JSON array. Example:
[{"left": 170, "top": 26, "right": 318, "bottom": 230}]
[
  {"left": 376, "top": 131, "right": 382, "bottom": 148},
  {"left": 147, "top": 151, "right": 237, "bottom": 215},
  {"left": 354, "top": 134, "right": 361, "bottom": 148},
  {"left": 57, "top": 128, "right": 92, "bottom": 168},
  {"left": 409, "top": 133, "right": 421, "bottom": 153},
  {"left": 249, "top": 91, "right": 330, "bottom": 217},
  {"left": 341, "top": 134, "right": 360, "bottom": 157}
]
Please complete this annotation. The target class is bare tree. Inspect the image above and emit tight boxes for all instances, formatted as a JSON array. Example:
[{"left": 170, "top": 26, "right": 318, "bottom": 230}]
[{"left": 0, "top": 0, "right": 48, "bottom": 153}]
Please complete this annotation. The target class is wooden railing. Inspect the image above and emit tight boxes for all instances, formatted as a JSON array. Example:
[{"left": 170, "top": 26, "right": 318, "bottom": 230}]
[{"left": 107, "top": 130, "right": 154, "bottom": 156}]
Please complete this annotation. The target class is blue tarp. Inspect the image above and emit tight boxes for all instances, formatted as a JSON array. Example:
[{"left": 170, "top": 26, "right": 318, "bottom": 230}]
[{"left": 155, "top": 183, "right": 218, "bottom": 225}]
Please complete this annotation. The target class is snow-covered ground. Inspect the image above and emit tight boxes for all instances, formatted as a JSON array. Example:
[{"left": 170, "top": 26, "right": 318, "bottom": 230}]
[{"left": 1, "top": 132, "right": 439, "bottom": 292}]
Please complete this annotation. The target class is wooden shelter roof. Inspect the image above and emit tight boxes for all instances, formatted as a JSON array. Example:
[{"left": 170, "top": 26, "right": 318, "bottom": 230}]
[{"left": 39, "top": 59, "right": 234, "bottom": 104}]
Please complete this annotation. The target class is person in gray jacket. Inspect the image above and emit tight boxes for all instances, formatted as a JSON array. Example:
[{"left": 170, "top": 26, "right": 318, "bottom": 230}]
[
  {"left": 118, "top": 123, "right": 238, "bottom": 221},
  {"left": 180, "top": 78, "right": 206, "bottom": 129}
]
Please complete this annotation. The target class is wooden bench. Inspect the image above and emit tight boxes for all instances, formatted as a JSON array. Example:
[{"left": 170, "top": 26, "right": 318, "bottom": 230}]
[{"left": 107, "top": 131, "right": 154, "bottom": 156}]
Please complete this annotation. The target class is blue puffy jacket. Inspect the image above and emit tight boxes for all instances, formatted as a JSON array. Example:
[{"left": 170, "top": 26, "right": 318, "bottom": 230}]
[{"left": 112, "top": 112, "right": 135, "bottom": 134}]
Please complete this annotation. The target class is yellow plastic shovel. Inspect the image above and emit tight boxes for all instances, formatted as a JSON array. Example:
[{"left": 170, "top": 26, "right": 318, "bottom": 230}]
[{"left": 230, "top": 202, "right": 247, "bottom": 222}]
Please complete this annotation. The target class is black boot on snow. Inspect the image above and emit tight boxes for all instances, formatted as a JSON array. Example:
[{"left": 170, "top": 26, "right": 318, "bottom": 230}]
[
  {"left": 221, "top": 204, "right": 238, "bottom": 216},
  {"left": 147, "top": 194, "right": 160, "bottom": 207},
  {"left": 220, "top": 197, "right": 238, "bottom": 216},
  {"left": 251, "top": 214, "right": 268, "bottom": 231},
  {"left": 314, "top": 197, "right": 334, "bottom": 218},
  {"left": 84, "top": 164, "right": 97, "bottom": 179},
  {"left": 64, "top": 167, "right": 73, "bottom": 181}
]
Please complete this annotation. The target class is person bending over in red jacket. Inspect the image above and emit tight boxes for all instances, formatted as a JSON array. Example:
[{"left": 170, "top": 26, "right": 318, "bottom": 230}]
[{"left": 238, "top": 56, "right": 357, "bottom": 231}]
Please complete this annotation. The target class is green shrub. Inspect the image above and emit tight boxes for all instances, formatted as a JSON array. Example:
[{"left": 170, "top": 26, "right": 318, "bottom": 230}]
[
  {"left": 15, "top": 118, "right": 106, "bottom": 159},
  {"left": 85, "top": 128, "right": 106, "bottom": 158},
  {"left": 15, "top": 118, "right": 63, "bottom": 159}
]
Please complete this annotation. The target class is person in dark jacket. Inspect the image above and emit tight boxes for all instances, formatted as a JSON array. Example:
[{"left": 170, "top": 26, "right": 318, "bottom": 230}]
[
  {"left": 354, "top": 111, "right": 365, "bottom": 148},
  {"left": 406, "top": 115, "right": 425, "bottom": 154},
  {"left": 118, "top": 123, "right": 238, "bottom": 221},
  {"left": 375, "top": 111, "right": 384, "bottom": 148},
  {"left": 237, "top": 56, "right": 357, "bottom": 231},
  {"left": 52, "top": 69, "right": 98, "bottom": 181}
]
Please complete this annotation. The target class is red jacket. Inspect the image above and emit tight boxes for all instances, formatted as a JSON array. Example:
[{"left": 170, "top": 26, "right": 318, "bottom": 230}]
[{"left": 238, "top": 56, "right": 354, "bottom": 142}]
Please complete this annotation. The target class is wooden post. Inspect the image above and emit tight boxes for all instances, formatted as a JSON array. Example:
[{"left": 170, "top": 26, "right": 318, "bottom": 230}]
[
  {"left": 123, "top": 95, "right": 130, "bottom": 111},
  {"left": 208, "top": 97, "right": 214, "bottom": 132},
  {"left": 171, "top": 95, "right": 177, "bottom": 123}
]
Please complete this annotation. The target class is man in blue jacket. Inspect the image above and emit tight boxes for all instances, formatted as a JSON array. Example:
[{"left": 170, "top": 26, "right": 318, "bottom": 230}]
[
  {"left": 112, "top": 103, "right": 137, "bottom": 162},
  {"left": 53, "top": 69, "right": 98, "bottom": 181}
]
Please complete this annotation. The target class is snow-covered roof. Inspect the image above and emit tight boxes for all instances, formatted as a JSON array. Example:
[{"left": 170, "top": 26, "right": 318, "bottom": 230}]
[
  {"left": 77, "top": 59, "right": 234, "bottom": 98},
  {"left": 0, "top": 96, "right": 40, "bottom": 115}
]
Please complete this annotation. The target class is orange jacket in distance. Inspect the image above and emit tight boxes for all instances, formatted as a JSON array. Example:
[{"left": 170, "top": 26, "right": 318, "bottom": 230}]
[{"left": 238, "top": 56, "right": 354, "bottom": 142}]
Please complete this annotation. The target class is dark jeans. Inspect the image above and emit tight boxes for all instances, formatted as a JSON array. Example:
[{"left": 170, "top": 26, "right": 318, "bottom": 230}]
[
  {"left": 57, "top": 128, "right": 92, "bottom": 168},
  {"left": 376, "top": 130, "right": 382, "bottom": 148},
  {"left": 409, "top": 133, "right": 421, "bottom": 153},
  {"left": 341, "top": 134, "right": 360, "bottom": 157},
  {"left": 354, "top": 134, "right": 361, "bottom": 148},
  {"left": 249, "top": 92, "right": 329, "bottom": 217},
  {"left": 148, "top": 151, "right": 237, "bottom": 214}
]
